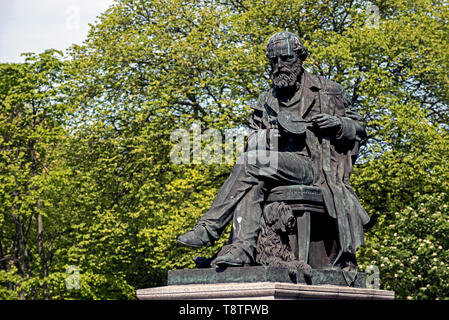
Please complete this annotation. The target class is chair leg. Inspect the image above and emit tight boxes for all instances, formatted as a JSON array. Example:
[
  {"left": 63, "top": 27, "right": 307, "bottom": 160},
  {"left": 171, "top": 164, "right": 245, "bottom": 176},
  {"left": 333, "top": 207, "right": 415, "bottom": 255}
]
[{"left": 296, "top": 211, "right": 311, "bottom": 264}]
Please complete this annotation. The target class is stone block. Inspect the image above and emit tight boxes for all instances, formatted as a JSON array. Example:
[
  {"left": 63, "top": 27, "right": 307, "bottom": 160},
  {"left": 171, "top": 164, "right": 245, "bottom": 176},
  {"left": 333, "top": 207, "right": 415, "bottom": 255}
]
[
  {"left": 167, "top": 266, "right": 367, "bottom": 288},
  {"left": 137, "top": 281, "right": 394, "bottom": 300},
  {"left": 136, "top": 267, "right": 394, "bottom": 300}
]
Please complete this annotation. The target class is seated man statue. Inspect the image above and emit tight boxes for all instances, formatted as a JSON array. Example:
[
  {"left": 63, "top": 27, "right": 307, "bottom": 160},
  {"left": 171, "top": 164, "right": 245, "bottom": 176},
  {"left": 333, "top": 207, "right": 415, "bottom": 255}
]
[{"left": 177, "top": 31, "right": 370, "bottom": 271}]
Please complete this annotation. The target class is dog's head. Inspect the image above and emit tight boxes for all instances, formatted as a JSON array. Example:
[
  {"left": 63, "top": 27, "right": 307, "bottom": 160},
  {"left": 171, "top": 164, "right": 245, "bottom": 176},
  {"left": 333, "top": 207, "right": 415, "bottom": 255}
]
[{"left": 264, "top": 202, "right": 296, "bottom": 234}]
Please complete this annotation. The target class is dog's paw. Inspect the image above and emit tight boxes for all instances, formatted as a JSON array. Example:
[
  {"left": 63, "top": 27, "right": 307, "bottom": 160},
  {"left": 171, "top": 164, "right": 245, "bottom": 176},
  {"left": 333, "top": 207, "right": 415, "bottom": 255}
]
[{"left": 292, "top": 260, "right": 313, "bottom": 278}]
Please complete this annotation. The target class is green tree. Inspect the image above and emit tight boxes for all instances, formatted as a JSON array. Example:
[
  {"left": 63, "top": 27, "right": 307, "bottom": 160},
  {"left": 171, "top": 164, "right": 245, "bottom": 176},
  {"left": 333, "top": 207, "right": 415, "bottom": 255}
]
[
  {"left": 0, "top": 50, "right": 73, "bottom": 299},
  {"left": 1, "top": 0, "right": 448, "bottom": 300},
  {"left": 67, "top": 0, "right": 448, "bottom": 299}
]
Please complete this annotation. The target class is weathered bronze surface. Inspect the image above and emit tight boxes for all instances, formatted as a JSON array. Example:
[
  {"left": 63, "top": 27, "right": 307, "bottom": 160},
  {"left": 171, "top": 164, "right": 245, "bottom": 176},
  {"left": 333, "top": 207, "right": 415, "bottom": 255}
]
[
  {"left": 177, "top": 31, "right": 369, "bottom": 284},
  {"left": 168, "top": 267, "right": 367, "bottom": 288}
]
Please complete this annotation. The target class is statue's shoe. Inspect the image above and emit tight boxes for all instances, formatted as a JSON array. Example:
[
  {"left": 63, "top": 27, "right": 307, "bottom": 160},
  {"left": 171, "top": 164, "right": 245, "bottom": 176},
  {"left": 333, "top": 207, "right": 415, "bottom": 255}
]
[
  {"left": 211, "top": 254, "right": 244, "bottom": 267},
  {"left": 177, "top": 224, "right": 213, "bottom": 248},
  {"left": 210, "top": 246, "right": 252, "bottom": 268}
]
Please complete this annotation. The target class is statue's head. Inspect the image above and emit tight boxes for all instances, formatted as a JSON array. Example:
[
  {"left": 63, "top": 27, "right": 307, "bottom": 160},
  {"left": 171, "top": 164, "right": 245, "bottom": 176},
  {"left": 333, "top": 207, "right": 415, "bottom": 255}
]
[{"left": 266, "top": 31, "right": 308, "bottom": 90}]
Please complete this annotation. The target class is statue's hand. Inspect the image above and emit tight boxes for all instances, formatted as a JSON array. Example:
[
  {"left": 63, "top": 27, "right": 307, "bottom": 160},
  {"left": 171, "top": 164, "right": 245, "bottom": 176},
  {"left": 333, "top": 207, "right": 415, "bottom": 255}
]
[
  {"left": 311, "top": 113, "right": 342, "bottom": 131},
  {"left": 267, "top": 128, "right": 281, "bottom": 150},
  {"left": 270, "top": 128, "right": 282, "bottom": 139}
]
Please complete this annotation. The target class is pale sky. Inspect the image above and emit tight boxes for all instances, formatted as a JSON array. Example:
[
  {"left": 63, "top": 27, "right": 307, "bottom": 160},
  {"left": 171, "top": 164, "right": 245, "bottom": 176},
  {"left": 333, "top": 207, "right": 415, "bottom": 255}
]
[{"left": 0, "top": 0, "right": 116, "bottom": 63}]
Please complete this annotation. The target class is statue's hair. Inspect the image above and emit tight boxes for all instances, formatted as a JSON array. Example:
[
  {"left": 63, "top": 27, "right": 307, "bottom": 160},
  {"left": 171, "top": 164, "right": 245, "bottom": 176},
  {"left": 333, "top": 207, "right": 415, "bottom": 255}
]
[{"left": 266, "top": 31, "right": 309, "bottom": 61}]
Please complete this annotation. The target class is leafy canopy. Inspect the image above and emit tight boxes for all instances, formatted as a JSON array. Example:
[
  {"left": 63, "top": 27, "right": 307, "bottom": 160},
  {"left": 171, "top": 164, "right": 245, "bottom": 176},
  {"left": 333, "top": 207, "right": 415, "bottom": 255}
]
[{"left": 1, "top": 0, "right": 448, "bottom": 300}]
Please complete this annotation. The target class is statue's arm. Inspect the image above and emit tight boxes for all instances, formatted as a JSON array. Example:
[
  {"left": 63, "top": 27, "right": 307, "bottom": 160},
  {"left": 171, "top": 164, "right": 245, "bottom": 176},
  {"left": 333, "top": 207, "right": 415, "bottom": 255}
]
[
  {"left": 335, "top": 88, "right": 367, "bottom": 144},
  {"left": 245, "top": 93, "right": 273, "bottom": 151},
  {"left": 249, "top": 93, "right": 267, "bottom": 130}
]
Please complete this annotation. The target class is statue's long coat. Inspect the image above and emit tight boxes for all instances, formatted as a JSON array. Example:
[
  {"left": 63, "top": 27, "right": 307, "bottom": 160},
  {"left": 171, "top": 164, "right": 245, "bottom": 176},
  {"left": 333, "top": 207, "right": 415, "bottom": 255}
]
[{"left": 249, "top": 69, "right": 370, "bottom": 264}]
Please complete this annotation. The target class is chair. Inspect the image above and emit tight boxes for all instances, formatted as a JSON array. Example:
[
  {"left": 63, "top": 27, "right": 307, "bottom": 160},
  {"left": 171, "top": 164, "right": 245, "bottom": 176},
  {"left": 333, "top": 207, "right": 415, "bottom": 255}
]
[{"left": 257, "top": 184, "right": 338, "bottom": 269}]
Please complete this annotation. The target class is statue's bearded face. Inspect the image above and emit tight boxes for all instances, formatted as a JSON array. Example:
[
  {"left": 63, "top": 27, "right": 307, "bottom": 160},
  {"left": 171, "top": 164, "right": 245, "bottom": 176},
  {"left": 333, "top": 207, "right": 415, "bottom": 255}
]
[{"left": 269, "top": 49, "right": 302, "bottom": 90}]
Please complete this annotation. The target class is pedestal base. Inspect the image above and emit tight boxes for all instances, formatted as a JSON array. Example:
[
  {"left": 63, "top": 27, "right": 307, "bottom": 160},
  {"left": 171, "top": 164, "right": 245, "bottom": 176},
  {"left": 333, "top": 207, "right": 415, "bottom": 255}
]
[
  {"left": 136, "top": 281, "right": 394, "bottom": 300},
  {"left": 137, "top": 267, "right": 394, "bottom": 300}
]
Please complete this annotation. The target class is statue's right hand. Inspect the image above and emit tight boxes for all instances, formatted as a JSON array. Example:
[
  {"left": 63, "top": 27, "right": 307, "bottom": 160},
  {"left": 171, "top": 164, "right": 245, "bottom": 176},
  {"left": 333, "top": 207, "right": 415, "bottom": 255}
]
[
  {"left": 269, "top": 128, "right": 282, "bottom": 139},
  {"left": 267, "top": 128, "right": 281, "bottom": 150}
]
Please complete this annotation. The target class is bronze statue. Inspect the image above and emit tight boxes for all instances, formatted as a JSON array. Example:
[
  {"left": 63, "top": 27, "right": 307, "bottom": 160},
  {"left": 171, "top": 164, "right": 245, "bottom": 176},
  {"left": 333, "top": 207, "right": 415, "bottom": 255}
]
[{"left": 177, "top": 31, "right": 369, "bottom": 276}]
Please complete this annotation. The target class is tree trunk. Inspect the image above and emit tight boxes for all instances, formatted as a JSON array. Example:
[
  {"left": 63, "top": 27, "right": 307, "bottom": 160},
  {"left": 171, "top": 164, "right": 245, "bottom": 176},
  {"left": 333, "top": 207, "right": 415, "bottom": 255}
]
[{"left": 37, "top": 209, "right": 48, "bottom": 278}]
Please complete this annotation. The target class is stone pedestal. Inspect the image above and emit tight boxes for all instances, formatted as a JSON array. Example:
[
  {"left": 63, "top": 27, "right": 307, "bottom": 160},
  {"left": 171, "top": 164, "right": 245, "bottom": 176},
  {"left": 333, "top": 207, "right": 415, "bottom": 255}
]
[
  {"left": 136, "top": 267, "right": 394, "bottom": 300},
  {"left": 137, "top": 281, "right": 394, "bottom": 300}
]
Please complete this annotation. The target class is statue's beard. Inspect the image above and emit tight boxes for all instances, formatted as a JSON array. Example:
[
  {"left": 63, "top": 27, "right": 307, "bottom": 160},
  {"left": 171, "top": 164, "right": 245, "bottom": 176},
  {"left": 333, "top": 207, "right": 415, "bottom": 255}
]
[{"left": 272, "top": 63, "right": 302, "bottom": 90}]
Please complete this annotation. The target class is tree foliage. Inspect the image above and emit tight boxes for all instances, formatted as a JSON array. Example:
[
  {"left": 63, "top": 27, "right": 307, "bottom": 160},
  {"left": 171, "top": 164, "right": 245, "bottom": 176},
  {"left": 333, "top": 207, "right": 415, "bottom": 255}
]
[{"left": 0, "top": 0, "right": 448, "bottom": 299}]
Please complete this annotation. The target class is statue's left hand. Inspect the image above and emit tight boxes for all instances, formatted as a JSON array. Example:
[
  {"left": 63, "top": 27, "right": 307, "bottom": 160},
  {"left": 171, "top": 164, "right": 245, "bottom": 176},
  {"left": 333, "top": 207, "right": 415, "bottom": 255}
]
[{"left": 311, "top": 113, "right": 342, "bottom": 131}]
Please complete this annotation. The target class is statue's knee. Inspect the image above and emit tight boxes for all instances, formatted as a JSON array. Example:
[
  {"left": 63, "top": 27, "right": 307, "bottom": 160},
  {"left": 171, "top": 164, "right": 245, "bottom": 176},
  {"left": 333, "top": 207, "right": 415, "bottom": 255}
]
[{"left": 298, "top": 159, "right": 314, "bottom": 185}]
